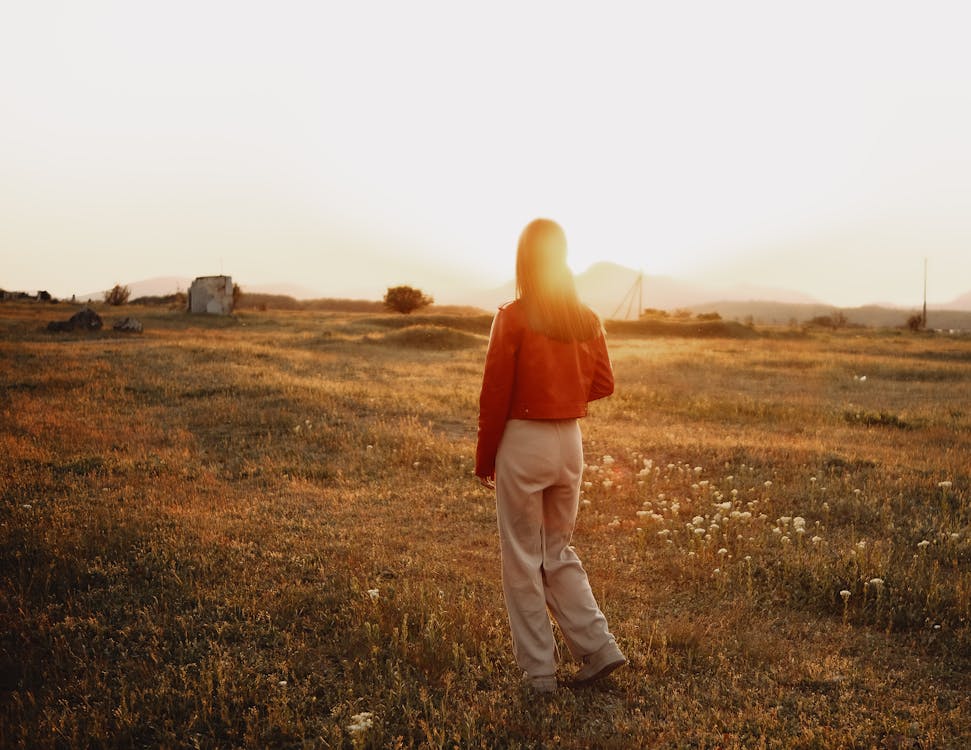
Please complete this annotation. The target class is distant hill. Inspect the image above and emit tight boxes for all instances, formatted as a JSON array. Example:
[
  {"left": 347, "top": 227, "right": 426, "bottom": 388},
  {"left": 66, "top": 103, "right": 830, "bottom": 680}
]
[
  {"left": 943, "top": 290, "right": 971, "bottom": 311},
  {"left": 467, "top": 262, "right": 821, "bottom": 318},
  {"left": 74, "top": 267, "right": 971, "bottom": 329},
  {"left": 81, "top": 277, "right": 323, "bottom": 302},
  {"left": 688, "top": 300, "right": 971, "bottom": 331},
  {"left": 80, "top": 276, "right": 192, "bottom": 302},
  {"left": 238, "top": 282, "right": 324, "bottom": 299}
]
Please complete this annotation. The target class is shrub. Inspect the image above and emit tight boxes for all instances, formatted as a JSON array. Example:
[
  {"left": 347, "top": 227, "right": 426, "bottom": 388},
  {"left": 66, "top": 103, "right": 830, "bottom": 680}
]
[
  {"left": 384, "top": 286, "right": 434, "bottom": 314},
  {"left": 640, "top": 308, "right": 669, "bottom": 319},
  {"left": 104, "top": 284, "right": 131, "bottom": 306},
  {"left": 807, "top": 311, "right": 848, "bottom": 330},
  {"left": 906, "top": 313, "right": 924, "bottom": 331}
]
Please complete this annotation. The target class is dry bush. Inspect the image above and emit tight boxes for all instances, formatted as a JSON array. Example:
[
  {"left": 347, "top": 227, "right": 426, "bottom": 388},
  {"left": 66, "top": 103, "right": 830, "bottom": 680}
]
[{"left": 103, "top": 284, "right": 130, "bottom": 306}]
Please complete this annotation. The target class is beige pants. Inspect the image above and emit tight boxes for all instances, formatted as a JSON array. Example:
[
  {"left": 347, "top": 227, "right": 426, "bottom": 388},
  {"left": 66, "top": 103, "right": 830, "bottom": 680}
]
[{"left": 495, "top": 418, "right": 614, "bottom": 677}]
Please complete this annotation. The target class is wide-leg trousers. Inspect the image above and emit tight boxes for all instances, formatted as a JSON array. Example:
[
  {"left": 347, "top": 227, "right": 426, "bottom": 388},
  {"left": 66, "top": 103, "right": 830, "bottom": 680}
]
[{"left": 495, "top": 418, "right": 614, "bottom": 677}]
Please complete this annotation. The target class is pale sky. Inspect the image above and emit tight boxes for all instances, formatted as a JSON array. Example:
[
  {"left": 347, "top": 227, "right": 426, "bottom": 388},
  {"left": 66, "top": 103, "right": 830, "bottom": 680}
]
[{"left": 2, "top": 1, "right": 970, "bottom": 307}]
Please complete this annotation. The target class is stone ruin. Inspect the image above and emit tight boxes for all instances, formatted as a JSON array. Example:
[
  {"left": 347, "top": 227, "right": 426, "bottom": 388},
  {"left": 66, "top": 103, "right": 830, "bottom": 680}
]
[
  {"left": 47, "top": 307, "right": 103, "bottom": 332},
  {"left": 113, "top": 316, "right": 144, "bottom": 333},
  {"left": 188, "top": 275, "right": 234, "bottom": 315}
]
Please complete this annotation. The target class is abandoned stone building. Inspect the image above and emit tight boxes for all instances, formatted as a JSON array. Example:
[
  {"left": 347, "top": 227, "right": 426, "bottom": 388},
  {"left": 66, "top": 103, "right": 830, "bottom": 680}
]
[{"left": 188, "top": 275, "right": 234, "bottom": 315}]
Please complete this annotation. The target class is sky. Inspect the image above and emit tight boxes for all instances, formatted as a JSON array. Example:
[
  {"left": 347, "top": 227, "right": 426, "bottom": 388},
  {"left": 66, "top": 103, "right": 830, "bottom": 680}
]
[{"left": 2, "top": 1, "right": 970, "bottom": 308}]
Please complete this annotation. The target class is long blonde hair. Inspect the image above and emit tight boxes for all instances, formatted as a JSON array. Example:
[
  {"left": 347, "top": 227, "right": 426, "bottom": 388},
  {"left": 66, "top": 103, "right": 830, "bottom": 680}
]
[{"left": 515, "top": 219, "right": 600, "bottom": 342}]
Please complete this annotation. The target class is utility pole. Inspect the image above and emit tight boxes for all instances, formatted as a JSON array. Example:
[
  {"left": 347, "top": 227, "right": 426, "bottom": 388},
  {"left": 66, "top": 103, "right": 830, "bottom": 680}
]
[
  {"left": 610, "top": 272, "right": 645, "bottom": 320},
  {"left": 922, "top": 257, "right": 927, "bottom": 329}
]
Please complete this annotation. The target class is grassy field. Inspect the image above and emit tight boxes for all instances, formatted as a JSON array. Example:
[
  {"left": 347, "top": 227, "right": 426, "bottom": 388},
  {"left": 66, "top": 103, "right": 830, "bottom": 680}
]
[{"left": 1, "top": 301, "right": 969, "bottom": 749}]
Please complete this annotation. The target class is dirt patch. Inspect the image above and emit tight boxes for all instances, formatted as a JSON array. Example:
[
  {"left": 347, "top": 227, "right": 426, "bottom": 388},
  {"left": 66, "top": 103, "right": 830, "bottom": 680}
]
[{"left": 367, "top": 325, "right": 487, "bottom": 350}]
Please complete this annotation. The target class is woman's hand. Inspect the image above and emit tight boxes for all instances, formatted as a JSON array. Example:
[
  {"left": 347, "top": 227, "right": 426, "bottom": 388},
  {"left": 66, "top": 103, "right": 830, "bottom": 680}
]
[{"left": 476, "top": 475, "right": 496, "bottom": 490}]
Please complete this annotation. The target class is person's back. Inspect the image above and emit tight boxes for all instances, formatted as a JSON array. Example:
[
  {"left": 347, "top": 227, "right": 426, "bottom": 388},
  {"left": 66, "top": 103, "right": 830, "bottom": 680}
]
[{"left": 475, "top": 219, "right": 627, "bottom": 693}]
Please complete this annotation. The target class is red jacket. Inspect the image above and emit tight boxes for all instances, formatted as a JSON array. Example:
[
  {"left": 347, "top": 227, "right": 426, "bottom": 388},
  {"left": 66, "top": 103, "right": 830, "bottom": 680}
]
[{"left": 475, "top": 300, "right": 614, "bottom": 478}]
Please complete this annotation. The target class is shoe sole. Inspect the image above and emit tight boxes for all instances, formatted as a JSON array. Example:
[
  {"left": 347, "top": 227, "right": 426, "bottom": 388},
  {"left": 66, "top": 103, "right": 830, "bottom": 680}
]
[{"left": 566, "top": 657, "right": 627, "bottom": 687}]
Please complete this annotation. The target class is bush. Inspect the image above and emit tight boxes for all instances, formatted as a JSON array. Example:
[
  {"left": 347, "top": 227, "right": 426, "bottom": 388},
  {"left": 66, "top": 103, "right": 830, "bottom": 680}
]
[
  {"left": 384, "top": 286, "right": 434, "bottom": 314},
  {"left": 640, "top": 308, "right": 669, "bottom": 319},
  {"left": 807, "top": 311, "right": 848, "bottom": 330},
  {"left": 104, "top": 284, "right": 131, "bottom": 306},
  {"left": 906, "top": 313, "right": 924, "bottom": 331}
]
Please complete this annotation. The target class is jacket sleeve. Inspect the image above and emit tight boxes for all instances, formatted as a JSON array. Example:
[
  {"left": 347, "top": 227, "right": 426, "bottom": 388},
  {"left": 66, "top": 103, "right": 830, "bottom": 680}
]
[
  {"left": 587, "top": 330, "right": 614, "bottom": 402},
  {"left": 475, "top": 307, "right": 519, "bottom": 478}
]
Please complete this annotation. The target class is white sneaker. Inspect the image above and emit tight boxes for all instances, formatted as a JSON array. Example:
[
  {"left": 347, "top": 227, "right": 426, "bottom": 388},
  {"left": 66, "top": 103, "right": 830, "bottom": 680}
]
[{"left": 568, "top": 639, "right": 626, "bottom": 686}]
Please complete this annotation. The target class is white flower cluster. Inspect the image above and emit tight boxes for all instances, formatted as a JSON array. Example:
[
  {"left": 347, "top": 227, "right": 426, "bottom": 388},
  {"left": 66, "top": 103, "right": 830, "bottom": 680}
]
[{"left": 347, "top": 711, "right": 374, "bottom": 735}]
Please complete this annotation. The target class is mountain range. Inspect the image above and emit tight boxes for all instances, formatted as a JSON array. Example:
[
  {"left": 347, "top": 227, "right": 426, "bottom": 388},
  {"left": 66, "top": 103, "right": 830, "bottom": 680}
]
[
  {"left": 466, "top": 263, "right": 971, "bottom": 323},
  {"left": 79, "top": 264, "right": 971, "bottom": 329}
]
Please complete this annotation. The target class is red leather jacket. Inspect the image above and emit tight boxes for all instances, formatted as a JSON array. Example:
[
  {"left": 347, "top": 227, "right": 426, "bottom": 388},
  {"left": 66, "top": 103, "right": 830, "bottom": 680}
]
[{"left": 475, "top": 300, "right": 614, "bottom": 478}]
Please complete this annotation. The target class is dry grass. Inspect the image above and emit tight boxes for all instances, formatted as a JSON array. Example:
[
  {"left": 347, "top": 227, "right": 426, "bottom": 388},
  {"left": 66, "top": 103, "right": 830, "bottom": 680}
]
[{"left": 1, "top": 301, "right": 970, "bottom": 748}]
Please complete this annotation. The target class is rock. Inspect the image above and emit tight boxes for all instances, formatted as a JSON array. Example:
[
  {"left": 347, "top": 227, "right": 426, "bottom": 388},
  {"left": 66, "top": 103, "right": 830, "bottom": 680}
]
[
  {"left": 47, "top": 306, "right": 103, "bottom": 332},
  {"left": 113, "top": 316, "right": 143, "bottom": 333}
]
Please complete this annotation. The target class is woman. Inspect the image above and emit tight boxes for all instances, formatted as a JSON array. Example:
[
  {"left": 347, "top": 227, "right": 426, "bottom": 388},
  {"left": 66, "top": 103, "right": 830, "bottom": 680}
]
[{"left": 475, "top": 218, "right": 626, "bottom": 693}]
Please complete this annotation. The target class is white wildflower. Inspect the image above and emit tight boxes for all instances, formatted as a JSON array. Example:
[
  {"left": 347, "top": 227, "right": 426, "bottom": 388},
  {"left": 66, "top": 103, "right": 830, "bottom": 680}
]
[
  {"left": 839, "top": 590, "right": 851, "bottom": 601},
  {"left": 917, "top": 540, "right": 930, "bottom": 549},
  {"left": 347, "top": 712, "right": 374, "bottom": 734},
  {"left": 367, "top": 588, "right": 379, "bottom": 602}
]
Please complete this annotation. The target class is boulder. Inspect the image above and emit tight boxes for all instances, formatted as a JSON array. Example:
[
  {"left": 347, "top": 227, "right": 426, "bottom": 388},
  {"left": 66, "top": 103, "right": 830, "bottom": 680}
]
[
  {"left": 113, "top": 316, "right": 143, "bottom": 333},
  {"left": 47, "top": 307, "right": 103, "bottom": 332}
]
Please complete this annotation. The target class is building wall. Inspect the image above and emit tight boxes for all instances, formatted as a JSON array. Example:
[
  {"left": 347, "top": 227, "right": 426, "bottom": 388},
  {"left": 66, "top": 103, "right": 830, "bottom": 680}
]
[{"left": 188, "top": 276, "right": 234, "bottom": 315}]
